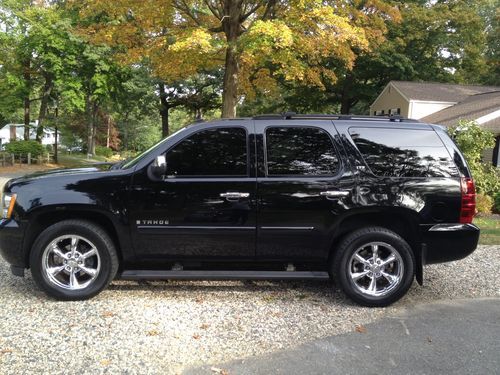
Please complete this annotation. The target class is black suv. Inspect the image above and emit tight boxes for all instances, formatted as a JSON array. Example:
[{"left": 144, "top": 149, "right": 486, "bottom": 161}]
[{"left": 0, "top": 114, "right": 480, "bottom": 306}]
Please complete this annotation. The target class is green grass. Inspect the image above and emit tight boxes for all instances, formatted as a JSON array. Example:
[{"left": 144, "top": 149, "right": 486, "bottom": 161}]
[
  {"left": 474, "top": 216, "right": 500, "bottom": 245},
  {"left": 57, "top": 153, "right": 110, "bottom": 168}
]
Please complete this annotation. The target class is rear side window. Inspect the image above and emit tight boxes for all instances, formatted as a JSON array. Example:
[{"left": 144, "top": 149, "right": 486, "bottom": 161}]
[
  {"left": 349, "top": 127, "right": 458, "bottom": 178},
  {"left": 265, "top": 127, "right": 339, "bottom": 176},
  {"left": 166, "top": 127, "right": 247, "bottom": 176}
]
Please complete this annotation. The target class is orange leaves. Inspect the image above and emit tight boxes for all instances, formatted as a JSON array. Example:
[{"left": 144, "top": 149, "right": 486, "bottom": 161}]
[{"left": 77, "top": 0, "right": 399, "bottom": 100}]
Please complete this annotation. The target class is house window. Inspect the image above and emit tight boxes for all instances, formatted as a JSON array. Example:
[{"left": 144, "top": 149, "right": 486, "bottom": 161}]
[{"left": 389, "top": 108, "right": 401, "bottom": 115}]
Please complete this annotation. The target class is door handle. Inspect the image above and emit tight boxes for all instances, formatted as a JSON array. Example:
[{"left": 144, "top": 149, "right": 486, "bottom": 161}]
[
  {"left": 320, "top": 190, "right": 350, "bottom": 199},
  {"left": 220, "top": 192, "right": 250, "bottom": 201}
]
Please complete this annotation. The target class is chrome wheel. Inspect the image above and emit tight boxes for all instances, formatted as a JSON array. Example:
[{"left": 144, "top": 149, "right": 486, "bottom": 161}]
[
  {"left": 348, "top": 241, "right": 404, "bottom": 297},
  {"left": 42, "top": 235, "right": 101, "bottom": 290}
]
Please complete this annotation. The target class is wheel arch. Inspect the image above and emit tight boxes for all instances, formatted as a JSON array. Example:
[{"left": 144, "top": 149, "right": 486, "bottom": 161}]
[
  {"left": 22, "top": 208, "right": 126, "bottom": 269},
  {"left": 328, "top": 209, "right": 422, "bottom": 268}
]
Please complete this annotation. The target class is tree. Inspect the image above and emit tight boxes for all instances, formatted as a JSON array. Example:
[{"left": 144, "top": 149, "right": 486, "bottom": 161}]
[
  {"left": 480, "top": 1, "right": 500, "bottom": 85},
  {"left": 240, "top": 0, "right": 493, "bottom": 115},
  {"left": 78, "top": 0, "right": 399, "bottom": 118},
  {"left": 333, "top": 0, "right": 491, "bottom": 114}
]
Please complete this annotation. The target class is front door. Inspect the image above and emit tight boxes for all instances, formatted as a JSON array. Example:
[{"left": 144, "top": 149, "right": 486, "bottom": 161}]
[
  {"left": 129, "top": 125, "right": 257, "bottom": 262},
  {"left": 255, "top": 122, "right": 354, "bottom": 262}
]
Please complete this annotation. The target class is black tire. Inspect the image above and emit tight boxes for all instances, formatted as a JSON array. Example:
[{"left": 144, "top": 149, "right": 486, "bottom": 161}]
[
  {"left": 30, "top": 220, "right": 119, "bottom": 300},
  {"left": 332, "top": 227, "right": 415, "bottom": 307}
]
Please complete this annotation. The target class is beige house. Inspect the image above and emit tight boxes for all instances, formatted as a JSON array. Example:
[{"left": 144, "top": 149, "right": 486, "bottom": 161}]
[
  {"left": 370, "top": 81, "right": 498, "bottom": 119},
  {"left": 370, "top": 81, "right": 500, "bottom": 166}
]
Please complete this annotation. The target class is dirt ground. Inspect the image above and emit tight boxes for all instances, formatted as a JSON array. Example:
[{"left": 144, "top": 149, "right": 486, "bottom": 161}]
[{"left": 0, "top": 164, "right": 56, "bottom": 177}]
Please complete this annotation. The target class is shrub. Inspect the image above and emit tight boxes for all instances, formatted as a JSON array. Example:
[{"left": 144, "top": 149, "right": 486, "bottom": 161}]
[
  {"left": 95, "top": 145, "right": 113, "bottom": 158},
  {"left": 494, "top": 192, "right": 500, "bottom": 214},
  {"left": 448, "top": 121, "right": 500, "bottom": 197},
  {"left": 476, "top": 194, "right": 493, "bottom": 215},
  {"left": 5, "top": 140, "right": 45, "bottom": 158}
]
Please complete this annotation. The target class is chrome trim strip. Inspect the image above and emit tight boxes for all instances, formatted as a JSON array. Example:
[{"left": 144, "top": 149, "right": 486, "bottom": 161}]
[
  {"left": 137, "top": 225, "right": 255, "bottom": 230},
  {"left": 260, "top": 226, "right": 315, "bottom": 230},
  {"left": 428, "top": 223, "right": 477, "bottom": 232}
]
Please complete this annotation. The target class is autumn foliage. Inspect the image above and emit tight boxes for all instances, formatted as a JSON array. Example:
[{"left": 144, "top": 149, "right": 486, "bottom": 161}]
[{"left": 77, "top": 0, "right": 400, "bottom": 117}]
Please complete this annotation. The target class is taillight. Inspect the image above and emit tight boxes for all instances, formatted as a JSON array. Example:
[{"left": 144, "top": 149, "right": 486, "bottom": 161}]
[{"left": 460, "top": 177, "right": 476, "bottom": 224}]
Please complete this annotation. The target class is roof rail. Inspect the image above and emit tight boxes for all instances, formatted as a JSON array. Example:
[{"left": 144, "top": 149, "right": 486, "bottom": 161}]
[{"left": 252, "top": 112, "right": 420, "bottom": 123}]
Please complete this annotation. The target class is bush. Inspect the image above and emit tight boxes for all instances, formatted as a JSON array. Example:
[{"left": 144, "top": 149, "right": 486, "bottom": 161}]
[
  {"left": 448, "top": 121, "right": 500, "bottom": 197},
  {"left": 476, "top": 194, "right": 493, "bottom": 215},
  {"left": 494, "top": 192, "right": 500, "bottom": 214},
  {"left": 5, "top": 140, "right": 45, "bottom": 158},
  {"left": 95, "top": 145, "right": 113, "bottom": 158}
]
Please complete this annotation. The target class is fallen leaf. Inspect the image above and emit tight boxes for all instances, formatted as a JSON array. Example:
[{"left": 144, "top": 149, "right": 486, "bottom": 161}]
[
  {"left": 195, "top": 297, "right": 204, "bottom": 304},
  {"left": 355, "top": 325, "right": 367, "bottom": 333},
  {"left": 211, "top": 367, "right": 229, "bottom": 374},
  {"left": 193, "top": 334, "right": 201, "bottom": 340},
  {"left": 147, "top": 330, "right": 160, "bottom": 336},
  {"left": 0, "top": 348, "right": 13, "bottom": 355},
  {"left": 102, "top": 311, "right": 115, "bottom": 318},
  {"left": 100, "top": 359, "right": 110, "bottom": 366},
  {"left": 200, "top": 323, "right": 210, "bottom": 330}
]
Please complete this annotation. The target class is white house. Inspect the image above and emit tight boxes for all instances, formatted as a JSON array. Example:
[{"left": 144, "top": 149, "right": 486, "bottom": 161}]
[
  {"left": 0, "top": 123, "right": 56, "bottom": 148},
  {"left": 370, "top": 81, "right": 500, "bottom": 166}
]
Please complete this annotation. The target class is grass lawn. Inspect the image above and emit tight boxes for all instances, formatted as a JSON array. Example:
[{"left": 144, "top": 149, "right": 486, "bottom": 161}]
[
  {"left": 57, "top": 153, "right": 111, "bottom": 168},
  {"left": 474, "top": 216, "right": 500, "bottom": 245}
]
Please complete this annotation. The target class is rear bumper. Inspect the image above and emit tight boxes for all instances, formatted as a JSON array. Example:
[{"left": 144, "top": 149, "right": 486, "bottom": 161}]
[
  {"left": 0, "top": 219, "right": 26, "bottom": 269},
  {"left": 421, "top": 223, "right": 480, "bottom": 264}
]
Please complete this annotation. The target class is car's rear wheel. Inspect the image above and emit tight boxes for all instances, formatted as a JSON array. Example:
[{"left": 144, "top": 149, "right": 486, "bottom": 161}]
[
  {"left": 30, "top": 220, "right": 118, "bottom": 300},
  {"left": 333, "top": 227, "right": 415, "bottom": 307}
]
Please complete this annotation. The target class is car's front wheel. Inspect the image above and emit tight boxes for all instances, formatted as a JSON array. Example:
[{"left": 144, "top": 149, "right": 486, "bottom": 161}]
[
  {"left": 30, "top": 220, "right": 119, "bottom": 300},
  {"left": 333, "top": 227, "right": 415, "bottom": 307}
]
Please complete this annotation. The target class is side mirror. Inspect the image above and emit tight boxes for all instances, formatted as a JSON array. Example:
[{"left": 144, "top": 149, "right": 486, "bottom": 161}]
[{"left": 148, "top": 155, "right": 167, "bottom": 180}]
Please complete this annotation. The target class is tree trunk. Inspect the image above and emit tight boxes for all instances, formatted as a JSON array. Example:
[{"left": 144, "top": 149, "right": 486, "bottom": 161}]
[
  {"left": 158, "top": 82, "right": 170, "bottom": 137},
  {"left": 90, "top": 101, "right": 98, "bottom": 155},
  {"left": 85, "top": 94, "right": 93, "bottom": 155},
  {"left": 106, "top": 115, "right": 111, "bottom": 148},
  {"left": 36, "top": 74, "right": 54, "bottom": 142},
  {"left": 222, "top": 45, "right": 239, "bottom": 118},
  {"left": 340, "top": 72, "right": 354, "bottom": 114},
  {"left": 221, "top": 1, "right": 242, "bottom": 118},
  {"left": 340, "top": 97, "right": 352, "bottom": 115},
  {"left": 23, "top": 59, "right": 31, "bottom": 140}
]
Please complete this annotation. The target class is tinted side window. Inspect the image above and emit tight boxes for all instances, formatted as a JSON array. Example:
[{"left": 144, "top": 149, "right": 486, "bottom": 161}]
[
  {"left": 166, "top": 127, "right": 247, "bottom": 176},
  {"left": 266, "top": 127, "right": 339, "bottom": 176},
  {"left": 349, "top": 127, "right": 459, "bottom": 177}
]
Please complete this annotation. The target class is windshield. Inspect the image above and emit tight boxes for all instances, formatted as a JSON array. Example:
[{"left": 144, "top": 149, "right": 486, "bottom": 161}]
[{"left": 121, "top": 127, "right": 187, "bottom": 169}]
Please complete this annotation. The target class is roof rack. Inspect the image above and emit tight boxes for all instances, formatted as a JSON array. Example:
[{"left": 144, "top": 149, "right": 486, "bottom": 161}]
[{"left": 253, "top": 112, "right": 420, "bottom": 123}]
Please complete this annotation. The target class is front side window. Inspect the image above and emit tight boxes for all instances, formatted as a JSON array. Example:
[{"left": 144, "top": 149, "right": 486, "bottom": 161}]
[
  {"left": 265, "top": 127, "right": 339, "bottom": 176},
  {"left": 166, "top": 127, "right": 248, "bottom": 176}
]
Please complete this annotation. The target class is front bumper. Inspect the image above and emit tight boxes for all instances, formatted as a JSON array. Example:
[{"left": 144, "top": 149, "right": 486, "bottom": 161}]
[
  {"left": 0, "top": 219, "right": 26, "bottom": 270},
  {"left": 421, "top": 223, "right": 480, "bottom": 264}
]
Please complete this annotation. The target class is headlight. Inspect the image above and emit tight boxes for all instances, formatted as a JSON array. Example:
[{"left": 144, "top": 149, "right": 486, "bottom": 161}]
[{"left": 2, "top": 193, "right": 17, "bottom": 219}]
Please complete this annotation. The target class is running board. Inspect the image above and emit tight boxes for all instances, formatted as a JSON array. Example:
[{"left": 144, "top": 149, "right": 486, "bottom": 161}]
[{"left": 120, "top": 270, "right": 330, "bottom": 281}]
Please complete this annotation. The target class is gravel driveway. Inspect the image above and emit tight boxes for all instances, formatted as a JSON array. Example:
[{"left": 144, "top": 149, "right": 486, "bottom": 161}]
[{"left": 0, "top": 245, "right": 498, "bottom": 374}]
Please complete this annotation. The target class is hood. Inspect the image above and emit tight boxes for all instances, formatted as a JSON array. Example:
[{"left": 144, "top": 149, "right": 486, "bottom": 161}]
[{"left": 5, "top": 167, "right": 112, "bottom": 191}]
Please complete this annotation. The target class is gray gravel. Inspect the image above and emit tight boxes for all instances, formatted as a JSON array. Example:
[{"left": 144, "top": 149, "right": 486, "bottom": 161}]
[{"left": 0, "top": 245, "right": 498, "bottom": 374}]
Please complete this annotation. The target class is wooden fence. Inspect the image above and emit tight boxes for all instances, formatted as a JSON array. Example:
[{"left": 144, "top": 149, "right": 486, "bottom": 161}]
[{"left": 0, "top": 153, "right": 55, "bottom": 167}]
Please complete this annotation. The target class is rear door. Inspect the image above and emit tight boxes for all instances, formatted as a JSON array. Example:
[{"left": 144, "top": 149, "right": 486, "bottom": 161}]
[{"left": 255, "top": 121, "right": 355, "bottom": 262}]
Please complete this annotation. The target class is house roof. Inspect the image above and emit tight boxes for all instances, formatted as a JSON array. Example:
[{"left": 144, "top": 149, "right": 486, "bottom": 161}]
[
  {"left": 390, "top": 81, "right": 499, "bottom": 103},
  {"left": 422, "top": 91, "right": 500, "bottom": 133}
]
